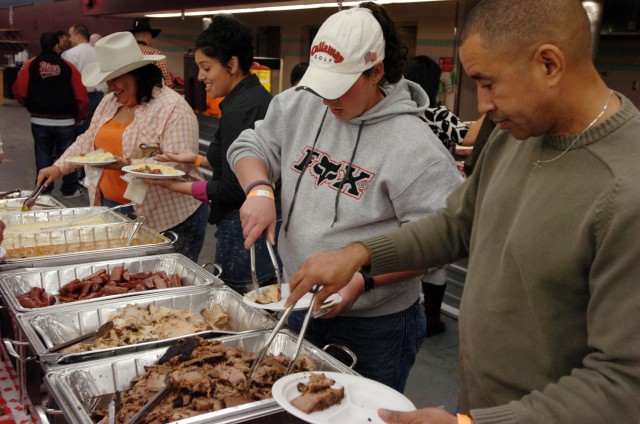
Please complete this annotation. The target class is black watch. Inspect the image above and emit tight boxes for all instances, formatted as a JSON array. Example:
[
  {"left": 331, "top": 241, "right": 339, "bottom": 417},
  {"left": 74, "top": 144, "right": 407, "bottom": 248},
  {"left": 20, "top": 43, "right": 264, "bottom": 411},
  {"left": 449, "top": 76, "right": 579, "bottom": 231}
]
[{"left": 357, "top": 268, "right": 375, "bottom": 292}]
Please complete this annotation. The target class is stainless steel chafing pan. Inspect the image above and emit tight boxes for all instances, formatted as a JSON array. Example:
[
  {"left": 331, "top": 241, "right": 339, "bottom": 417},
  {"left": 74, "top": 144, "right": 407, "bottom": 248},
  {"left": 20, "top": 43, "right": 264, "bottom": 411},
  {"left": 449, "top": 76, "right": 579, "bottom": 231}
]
[
  {"left": 44, "top": 330, "right": 358, "bottom": 424},
  {"left": 1, "top": 206, "right": 132, "bottom": 234},
  {"left": 0, "top": 221, "right": 174, "bottom": 271},
  {"left": 18, "top": 285, "right": 276, "bottom": 365},
  {"left": 0, "top": 253, "right": 220, "bottom": 314}
]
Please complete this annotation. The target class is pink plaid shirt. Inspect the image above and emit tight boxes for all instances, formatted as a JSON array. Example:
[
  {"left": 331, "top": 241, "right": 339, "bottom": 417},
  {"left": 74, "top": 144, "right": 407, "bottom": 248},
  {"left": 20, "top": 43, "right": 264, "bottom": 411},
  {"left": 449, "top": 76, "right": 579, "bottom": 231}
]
[
  {"left": 55, "top": 86, "right": 203, "bottom": 232},
  {"left": 138, "top": 43, "right": 174, "bottom": 89}
]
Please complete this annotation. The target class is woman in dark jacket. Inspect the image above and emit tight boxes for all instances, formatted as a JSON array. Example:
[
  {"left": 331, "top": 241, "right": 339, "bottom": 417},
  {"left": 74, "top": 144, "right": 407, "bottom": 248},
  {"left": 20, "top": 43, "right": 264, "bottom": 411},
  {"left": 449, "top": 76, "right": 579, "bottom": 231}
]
[{"left": 150, "top": 16, "right": 282, "bottom": 293}]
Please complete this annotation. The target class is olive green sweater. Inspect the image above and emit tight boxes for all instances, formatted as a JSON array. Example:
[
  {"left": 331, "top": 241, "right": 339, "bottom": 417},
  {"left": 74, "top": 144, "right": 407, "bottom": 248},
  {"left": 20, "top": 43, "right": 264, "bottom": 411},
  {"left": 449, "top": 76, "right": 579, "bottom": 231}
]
[{"left": 362, "top": 94, "right": 640, "bottom": 423}]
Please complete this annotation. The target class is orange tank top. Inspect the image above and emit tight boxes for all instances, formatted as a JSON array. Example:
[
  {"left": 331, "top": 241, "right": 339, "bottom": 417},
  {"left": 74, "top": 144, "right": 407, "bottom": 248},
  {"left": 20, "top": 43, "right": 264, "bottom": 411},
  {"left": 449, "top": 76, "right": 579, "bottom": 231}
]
[{"left": 94, "top": 120, "right": 130, "bottom": 204}]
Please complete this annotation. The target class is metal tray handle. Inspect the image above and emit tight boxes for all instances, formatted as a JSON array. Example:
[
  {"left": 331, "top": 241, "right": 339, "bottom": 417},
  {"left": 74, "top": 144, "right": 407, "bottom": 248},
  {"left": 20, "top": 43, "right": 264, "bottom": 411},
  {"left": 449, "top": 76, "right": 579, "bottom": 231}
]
[
  {"left": 162, "top": 230, "right": 179, "bottom": 246},
  {"left": 1, "top": 338, "right": 37, "bottom": 362},
  {"left": 33, "top": 405, "right": 63, "bottom": 424},
  {"left": 322, "top": 343, "right": 358, "bottom": 369},
  {"left": 200, "top": 262, "right": 223, "bottom": 278}
]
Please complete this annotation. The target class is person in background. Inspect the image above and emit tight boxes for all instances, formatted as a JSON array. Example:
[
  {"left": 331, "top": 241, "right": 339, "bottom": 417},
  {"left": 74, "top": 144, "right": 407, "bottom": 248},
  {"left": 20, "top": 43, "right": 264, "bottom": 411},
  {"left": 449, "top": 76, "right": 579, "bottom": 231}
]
[
  {"left": 229, "top": 3, "right": 462, "bottom": 392},
  {"left": 404, "top": 54, "right": 473, "bottom": 336},
  {"left": 150, "top": 15, "right": 282, "bottom": 293},
  {"left": 89, "top": 33, "right": 102, "bottom": 46},
  {"left": 63, "top": 24, "right": 107, "bottom": 136},
  {"left": 37, "top": 32, "right": 207, "bottom": 262},
  {"left": 286, "top": 0, "right": 640, "bottom": 422},
  {"left": 289, "top": 62, "right": 308, "bottom": 86},
  {"left": 55, "top": 30, "right": 70, "bottom": 53},
  {"left": 405, "top": 55, "right": 472, "bottom": 149},
  {"left": 129, "top": 18, "right": 174, "bottom": 89},
  {"left": 12, "top": 32, "right": 88, "bottom": 198}
]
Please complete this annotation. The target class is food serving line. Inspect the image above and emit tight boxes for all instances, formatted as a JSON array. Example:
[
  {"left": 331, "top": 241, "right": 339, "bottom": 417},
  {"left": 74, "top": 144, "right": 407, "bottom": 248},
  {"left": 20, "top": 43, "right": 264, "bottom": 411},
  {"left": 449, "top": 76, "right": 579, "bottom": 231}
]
[{"left": 0, "top": 190, "right": 369, "bottom": 424}]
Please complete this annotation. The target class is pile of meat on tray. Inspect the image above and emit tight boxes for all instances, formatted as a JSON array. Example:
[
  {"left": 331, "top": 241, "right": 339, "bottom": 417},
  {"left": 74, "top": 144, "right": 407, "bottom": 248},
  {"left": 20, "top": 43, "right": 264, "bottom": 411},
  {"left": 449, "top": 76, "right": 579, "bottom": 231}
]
[
  {"left": 97, "top": 337, "right": 318, "bottom": 424},
  {"left": 17, "top": 266, "right": 185, "bottom": 308}
]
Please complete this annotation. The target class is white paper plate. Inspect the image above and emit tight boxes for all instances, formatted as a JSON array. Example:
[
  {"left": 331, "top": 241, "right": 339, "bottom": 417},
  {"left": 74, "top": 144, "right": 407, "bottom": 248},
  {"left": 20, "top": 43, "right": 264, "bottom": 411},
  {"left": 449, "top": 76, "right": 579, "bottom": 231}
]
[
  {"left": 67, "top": 159, "right": 116, "bottom": 166},
  {"left": 243, "top": 283, "right": 341, "bottom": 311},
  {"left": 122, "top": 165, "right": 185, "bottom": 180},
  {"left": 272, "top": 371, "right": 416, "bottom": 424}
]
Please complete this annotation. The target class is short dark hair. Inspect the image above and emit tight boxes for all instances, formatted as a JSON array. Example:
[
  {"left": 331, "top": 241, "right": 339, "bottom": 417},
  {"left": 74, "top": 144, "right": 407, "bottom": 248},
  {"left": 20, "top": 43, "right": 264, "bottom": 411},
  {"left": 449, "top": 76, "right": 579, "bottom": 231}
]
[
  {"left": 290, "top": 62, "right": 308, "bottom": 86},
  {"left": 195, "top": 15, "right": 254, "bottom": 74},
  {"left": 128, "top": 64, "right": 163, "bottom": 104},
  {"left": 55, "top": 30, "right": 68, "bottom": 39},
  {"left": 70, "top": 24, "right": 90, "bottom": 41},
  {"left": 404, "top": 55, "right": 441, "bottom": 107},
  {"left": 40, "top": 32, "right": 59, "bottom": 54}
]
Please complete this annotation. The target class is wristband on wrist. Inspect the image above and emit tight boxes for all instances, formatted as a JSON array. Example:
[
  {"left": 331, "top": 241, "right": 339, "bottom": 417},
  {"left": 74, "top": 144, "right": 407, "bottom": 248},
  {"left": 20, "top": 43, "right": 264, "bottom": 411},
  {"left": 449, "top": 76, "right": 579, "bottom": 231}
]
[
  {"left": 456, "top": 413, "right": 472, "bottom": 424},
  {"left": 193, "top": 155, "right": 204, "bottom": 168},
  {"left": 247, "top": 189, "right": 275, "bottom": 200},
  {"left": 245, "top": 179, "right": 275, "bottom": 196},
  {"left": 357, "top": 268, "right": 375, "bottom": 292}
]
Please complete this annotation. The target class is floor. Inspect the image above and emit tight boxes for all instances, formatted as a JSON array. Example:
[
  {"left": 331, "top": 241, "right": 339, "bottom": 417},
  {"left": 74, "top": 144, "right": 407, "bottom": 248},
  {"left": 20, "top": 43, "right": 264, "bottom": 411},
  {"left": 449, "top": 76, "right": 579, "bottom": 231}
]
[{"left": 0, "top": 98, "right": 461, "bottom": 414}]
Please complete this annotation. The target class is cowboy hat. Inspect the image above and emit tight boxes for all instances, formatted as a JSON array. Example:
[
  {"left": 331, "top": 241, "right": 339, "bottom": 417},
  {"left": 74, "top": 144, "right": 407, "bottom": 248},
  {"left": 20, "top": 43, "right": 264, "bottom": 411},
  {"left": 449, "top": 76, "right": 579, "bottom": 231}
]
[
  {"left": 82, "top": 32, "right": 165, "bottom": 87},
  {"left": 129, "top": 18, "right": 161, "bottom": 38}
]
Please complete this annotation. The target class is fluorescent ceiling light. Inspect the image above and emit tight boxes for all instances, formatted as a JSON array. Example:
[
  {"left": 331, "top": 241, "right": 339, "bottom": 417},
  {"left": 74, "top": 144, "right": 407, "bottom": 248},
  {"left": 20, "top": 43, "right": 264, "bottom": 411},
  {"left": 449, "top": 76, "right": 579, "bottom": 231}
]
[{"left": 147, "top": 0, "right": 440, "bottom": 18}]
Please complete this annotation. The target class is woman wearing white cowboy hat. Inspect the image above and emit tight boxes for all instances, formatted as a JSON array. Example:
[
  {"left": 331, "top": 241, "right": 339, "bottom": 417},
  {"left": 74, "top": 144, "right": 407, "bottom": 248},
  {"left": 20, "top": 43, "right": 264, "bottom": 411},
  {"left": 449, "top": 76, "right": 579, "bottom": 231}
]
[{"left": 36, "top": 32, "right": 208, "bottom": 262}]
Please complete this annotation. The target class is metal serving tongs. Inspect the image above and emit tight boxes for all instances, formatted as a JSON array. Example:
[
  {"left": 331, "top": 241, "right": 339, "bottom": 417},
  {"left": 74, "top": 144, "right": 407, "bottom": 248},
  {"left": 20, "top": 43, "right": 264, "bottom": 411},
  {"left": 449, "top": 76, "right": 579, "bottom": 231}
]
[
  {"left": 125, "top": 215, "right": 146, "bottom": 246},
  {"left": 250, "top": 238, "right": 282, "bottom": 295},
  {"left": 0, "top": 188, "right": 22, "bottom": 199},
  {"left": 248, "top": 287, "right": 322, "bottom": 382},
  {"left": 21, "top": 183, "right": 47, "bottom": 211}
]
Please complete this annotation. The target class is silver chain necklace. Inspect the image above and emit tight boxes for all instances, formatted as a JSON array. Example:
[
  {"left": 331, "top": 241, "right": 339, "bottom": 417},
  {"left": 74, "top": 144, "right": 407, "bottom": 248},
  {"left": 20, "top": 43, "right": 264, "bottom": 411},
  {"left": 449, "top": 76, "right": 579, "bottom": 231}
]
[{"left": 533, "top": 89, "right": 614, "bottom": 168}]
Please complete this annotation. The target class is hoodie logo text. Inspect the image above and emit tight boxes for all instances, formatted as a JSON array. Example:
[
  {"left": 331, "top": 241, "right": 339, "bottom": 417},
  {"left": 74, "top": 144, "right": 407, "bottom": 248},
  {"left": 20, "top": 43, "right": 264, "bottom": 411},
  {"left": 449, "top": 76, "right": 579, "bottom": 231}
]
[{"left": 291, "top": 146, "right": 375, "bottom": 199}]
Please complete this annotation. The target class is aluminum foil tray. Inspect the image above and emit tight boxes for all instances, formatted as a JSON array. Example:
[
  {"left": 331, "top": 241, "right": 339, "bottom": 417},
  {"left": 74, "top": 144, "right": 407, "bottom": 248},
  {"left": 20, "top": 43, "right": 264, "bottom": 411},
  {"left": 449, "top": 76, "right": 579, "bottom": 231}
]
[
  {"left": 44, "top": 330, "right": 358, "bottom": 424},
  {"left": 0, "top": 221, "right": 173, "bottom": 271},
  {"left": 0, "top": 253, "right": 220, "bottom": 314},
  {"left": 19, "top": 285, "right": 275, "bottom": 365},
  {"left": 2, "top": 207, "right": 132, "bottom": 236},
  {"left": 0, "top": 192, "right": 66, "bottom": 213}
]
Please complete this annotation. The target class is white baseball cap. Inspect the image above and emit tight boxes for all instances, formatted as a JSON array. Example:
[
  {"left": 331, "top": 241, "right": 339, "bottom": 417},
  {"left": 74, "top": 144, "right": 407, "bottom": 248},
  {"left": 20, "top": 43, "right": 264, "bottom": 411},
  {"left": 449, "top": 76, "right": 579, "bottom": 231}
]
[{"left": 297, "top": 7, "right": 385, "bottom": 100}]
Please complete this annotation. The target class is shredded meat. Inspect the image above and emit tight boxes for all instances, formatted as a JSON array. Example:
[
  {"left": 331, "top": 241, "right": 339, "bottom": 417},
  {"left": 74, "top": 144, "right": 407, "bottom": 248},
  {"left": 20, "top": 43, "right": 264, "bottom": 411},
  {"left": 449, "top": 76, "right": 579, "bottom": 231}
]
[{"left": 100, "top": 337, "right": 316, "bottom": 424}]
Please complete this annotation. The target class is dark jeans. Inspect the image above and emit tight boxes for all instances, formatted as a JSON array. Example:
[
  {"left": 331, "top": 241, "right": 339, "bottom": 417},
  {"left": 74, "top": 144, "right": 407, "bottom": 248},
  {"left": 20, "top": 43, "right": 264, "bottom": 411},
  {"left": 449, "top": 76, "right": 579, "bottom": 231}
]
[
  {"left": 78, "top": 92, "right": 104, "bottom": 136},
  {"left": 101, "top": 198, "right": 208, "bottom": 263},
  {"left": 214, "top": 209, "right": 283, "bottom": 294},
  {"left": 31, "top": 123, "right": 78, "bottom": 195},
  {"left": 288, "top": 299, "right": 427, "bottom": 393}
]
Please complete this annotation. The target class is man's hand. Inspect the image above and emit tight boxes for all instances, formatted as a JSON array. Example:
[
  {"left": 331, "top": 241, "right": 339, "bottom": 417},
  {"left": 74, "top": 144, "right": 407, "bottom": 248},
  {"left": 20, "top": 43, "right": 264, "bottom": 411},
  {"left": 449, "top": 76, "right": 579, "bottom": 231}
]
[
  {"left": 36, "top": 166, "right": 62, "bottom": 190},
  {"left": 103, "top": 156, "right": 130, "bottom": 170},
  {"left": 0, "top": 219, "right": 5, "bottom": 244},
  {"left": 378, "top": 407, "right": 458, "bottom": 424},
  {"left": 286, "top": 243, "right": 371, "bottom": 309}
]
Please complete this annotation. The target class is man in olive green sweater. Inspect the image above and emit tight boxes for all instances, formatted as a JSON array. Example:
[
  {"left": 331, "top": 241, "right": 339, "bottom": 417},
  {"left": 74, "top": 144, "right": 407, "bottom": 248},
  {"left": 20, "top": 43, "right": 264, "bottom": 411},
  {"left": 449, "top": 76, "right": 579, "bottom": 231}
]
[{"left": 285, "top": 0, "right": 640, "bottom": 423}]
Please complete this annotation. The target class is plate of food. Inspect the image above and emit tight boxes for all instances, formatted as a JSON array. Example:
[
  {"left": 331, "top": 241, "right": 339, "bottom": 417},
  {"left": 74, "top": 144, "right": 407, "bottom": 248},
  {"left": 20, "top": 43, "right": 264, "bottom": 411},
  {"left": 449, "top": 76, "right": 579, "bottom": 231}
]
[
  {"left": 122, "top": 164, "right": 185, "bottom": 179},
  {"left": 243, "top": 283, "right": 341, "bottom": 311},
  {"left": 272, "top": 371, "right": 416, "bottom": 424},
  {"left": 66, "top": 148, "right": 116, "bottom": 166}
]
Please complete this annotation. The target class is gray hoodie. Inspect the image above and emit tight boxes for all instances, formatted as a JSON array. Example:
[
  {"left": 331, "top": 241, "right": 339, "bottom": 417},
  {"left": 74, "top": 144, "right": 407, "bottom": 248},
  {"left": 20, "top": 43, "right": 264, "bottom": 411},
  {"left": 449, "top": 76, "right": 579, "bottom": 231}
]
[{"left": 228, "top": 77, "right": 463, "bottom": 317}]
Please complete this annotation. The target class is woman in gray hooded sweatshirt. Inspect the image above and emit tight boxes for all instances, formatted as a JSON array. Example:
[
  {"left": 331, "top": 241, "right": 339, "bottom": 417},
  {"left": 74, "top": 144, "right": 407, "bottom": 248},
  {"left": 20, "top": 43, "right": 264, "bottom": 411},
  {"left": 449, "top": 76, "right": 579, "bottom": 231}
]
[{"left": 228, "top": 2, "right": 462, "bottom": 392}]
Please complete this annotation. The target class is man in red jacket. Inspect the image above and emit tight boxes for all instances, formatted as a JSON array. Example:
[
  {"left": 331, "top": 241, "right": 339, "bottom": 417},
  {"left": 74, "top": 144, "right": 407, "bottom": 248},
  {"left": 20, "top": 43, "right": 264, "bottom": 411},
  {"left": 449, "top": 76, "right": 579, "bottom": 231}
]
[{"left": 13, "top": 32, "right": 88, "bottom": 197}]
